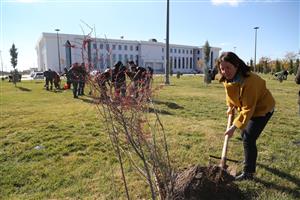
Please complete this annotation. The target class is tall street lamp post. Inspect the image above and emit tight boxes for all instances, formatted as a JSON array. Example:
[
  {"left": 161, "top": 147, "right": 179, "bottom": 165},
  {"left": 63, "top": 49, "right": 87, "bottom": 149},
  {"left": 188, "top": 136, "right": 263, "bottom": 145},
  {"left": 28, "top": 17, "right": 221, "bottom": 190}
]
[
  {"left": 55, "top": 29, "right": 61, "bottom": 73},
  {"left": 254, "top": 27, "right": 259, "bottom": 72},
  {"left": 165, "top": 0, "right": 170, "bottom": 85}
]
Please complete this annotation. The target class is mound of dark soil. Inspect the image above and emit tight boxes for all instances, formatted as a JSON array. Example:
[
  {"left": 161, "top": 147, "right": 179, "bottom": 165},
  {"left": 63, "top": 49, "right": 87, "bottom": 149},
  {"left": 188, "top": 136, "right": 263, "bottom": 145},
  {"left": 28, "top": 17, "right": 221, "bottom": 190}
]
[{"left": 170, "top": 165, "right": 244, "bottom": 200}]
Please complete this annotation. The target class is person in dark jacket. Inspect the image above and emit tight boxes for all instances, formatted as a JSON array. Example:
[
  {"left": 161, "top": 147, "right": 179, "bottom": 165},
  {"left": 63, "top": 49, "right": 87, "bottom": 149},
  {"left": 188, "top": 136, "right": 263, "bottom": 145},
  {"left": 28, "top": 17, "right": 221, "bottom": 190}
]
[
  {"left": 112, "top": 61, "right": 126, "bottom": 98},
  {"left": 145, "top": 66, "right": 154, "bottom": 91},
  {"left": 95, "top": 69, "right": 111, "bottom": 100},
  {"left": 128, "top": 61, "right": 147, "bottom": 98},
  {"left": 61, "top": 67, "right": 72, "bottom": 89},
  {"left": 295, "top": 66, "right": 300, "bottom": 83},
  {"left": 78, "top": 63, "right": 87, "bottom": 96},
  {"left": 52, "top": 70, "right": 61, "bottom": 89},
  {"left": 43, "top": 69, "right": 53, "bottom": 90},
  {"left": 69, "top": 63, "right": 80, "bottom": 98}
]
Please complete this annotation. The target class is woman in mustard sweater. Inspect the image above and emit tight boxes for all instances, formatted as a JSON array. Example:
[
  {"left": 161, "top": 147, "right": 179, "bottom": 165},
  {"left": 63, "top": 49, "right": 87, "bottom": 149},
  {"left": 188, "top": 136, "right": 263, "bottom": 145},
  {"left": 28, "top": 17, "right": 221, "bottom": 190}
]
[{"left": 216, "top": 52, "right": 275, "bottom": 181}]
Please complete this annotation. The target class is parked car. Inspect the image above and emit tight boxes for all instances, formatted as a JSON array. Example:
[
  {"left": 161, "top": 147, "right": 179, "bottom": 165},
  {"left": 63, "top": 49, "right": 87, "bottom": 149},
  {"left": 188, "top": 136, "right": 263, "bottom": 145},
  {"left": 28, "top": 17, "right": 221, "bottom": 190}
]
[{"left": 32, "top": 72, "right": 44, "bottom": 79}]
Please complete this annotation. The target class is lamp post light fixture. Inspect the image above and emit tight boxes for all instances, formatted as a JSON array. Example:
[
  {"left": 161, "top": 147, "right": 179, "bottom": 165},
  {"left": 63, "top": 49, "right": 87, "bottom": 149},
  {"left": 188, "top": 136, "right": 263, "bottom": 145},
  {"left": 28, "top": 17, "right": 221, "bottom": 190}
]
[
  {"left": 254, "top": 26, "right": 259, "bottom": 72},
  {"left": 55, "top": 28, "right": 61, "bottom": 73}
]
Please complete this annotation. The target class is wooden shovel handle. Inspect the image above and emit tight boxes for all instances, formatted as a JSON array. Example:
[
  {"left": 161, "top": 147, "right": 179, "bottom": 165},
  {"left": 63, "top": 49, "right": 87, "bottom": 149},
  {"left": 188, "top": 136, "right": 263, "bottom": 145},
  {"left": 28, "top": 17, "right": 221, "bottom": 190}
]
[{"left": 220, "top": 110, "right": 235, "bottom": 168}]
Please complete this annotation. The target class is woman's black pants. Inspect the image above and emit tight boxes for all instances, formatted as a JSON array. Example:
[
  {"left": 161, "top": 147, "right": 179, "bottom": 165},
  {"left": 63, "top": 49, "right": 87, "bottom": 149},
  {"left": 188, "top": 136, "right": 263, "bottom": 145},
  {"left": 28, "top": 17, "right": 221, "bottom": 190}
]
[{"left": 241, "top": 111, "right": 273, "bottom": 173}]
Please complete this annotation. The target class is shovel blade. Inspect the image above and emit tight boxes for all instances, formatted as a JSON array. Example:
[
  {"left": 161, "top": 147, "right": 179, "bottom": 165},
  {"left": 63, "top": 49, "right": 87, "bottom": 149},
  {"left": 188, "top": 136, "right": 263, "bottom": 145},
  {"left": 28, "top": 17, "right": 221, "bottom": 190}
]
[{"left": 227, "top": 165, "right": 237, "bottom": 177}]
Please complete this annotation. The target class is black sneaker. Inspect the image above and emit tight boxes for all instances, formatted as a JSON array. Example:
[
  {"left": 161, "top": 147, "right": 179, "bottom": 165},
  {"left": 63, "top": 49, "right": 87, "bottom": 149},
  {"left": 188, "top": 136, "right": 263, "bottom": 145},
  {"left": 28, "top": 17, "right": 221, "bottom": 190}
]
[{"left": 235, "top": 172, "right": 254, "bottom": 181}]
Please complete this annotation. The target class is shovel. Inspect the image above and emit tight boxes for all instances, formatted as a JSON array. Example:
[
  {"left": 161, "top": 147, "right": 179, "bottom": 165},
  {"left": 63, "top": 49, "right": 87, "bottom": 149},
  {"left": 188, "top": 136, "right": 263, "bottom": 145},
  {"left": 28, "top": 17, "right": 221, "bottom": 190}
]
[
  {"left": 221, "top": 110, "right": 235, "bottom": 168},
  {"left": 209, "top": 109, "right": 239, "bottom": 175}
]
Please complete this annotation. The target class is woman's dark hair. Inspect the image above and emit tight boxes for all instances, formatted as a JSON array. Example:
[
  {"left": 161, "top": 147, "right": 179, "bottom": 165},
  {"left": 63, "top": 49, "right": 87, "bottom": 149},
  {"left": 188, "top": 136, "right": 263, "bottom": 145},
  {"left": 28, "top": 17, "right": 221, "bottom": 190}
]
[{"left": 216, "top": 51, "right": 250, "bottom": 82}]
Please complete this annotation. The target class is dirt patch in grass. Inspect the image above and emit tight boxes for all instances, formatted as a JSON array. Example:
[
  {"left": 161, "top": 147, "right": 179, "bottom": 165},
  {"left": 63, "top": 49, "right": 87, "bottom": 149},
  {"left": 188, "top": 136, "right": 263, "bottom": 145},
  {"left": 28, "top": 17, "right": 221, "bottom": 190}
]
[{"left": 170, "top": 165, "right": 244, "bottom": 200}]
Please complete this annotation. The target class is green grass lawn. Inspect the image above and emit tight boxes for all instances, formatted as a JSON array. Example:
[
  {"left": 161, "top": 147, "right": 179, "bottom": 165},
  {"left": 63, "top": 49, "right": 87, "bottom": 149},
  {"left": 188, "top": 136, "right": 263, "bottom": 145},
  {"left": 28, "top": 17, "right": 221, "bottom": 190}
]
[{"left": 1, "top": 75, "right": 299, "bottom": 199}]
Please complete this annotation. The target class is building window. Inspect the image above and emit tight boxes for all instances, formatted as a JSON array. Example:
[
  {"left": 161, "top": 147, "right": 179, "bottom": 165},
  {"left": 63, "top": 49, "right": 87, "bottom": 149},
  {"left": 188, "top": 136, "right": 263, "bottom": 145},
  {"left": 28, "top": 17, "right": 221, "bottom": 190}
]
[
  {"left": 112, "top": 54, "right": 117, "bottom": 64},
  {"left": 93, "top": 43, "right": 97, "bottom": 49},
  {"left": 162, "top": 48, "right": 164, "bottom": 52},
  {"left": 93, "top": 52, "right": 97, "bottom": 68},
  {"left": 170, "top": 56, "right": 173, "bottom": 69},
  {"left": 106, "top": 55, "right": 111, "bottom": 67},
  {"left": 182, "top": 49, "right": 185, "bottom": 54},
  {"left": 190, "top": 57, "right": 193, "bottom": 69},
  {"left": 198, "top": 50, "right": 200, "bottom": 54},
  {"left": 136, "top": 55, "right": 139, "bottom": 65},
  {"left": 186, "top": 57, "right": 188, "bottom": 69},
  {"left": 130, "top": 45, "right": 133, "bottom": 51},
  {"left": 100, "top": 53, "right": 104, "bottom": 68},
  {"left": 190, "top": 50, "right": 192, "bottom": 54},
  {"left": 178, "top": 57, "right": 181, "bottom": 69},
  {"left": 170, "top": 48, "right": 173, "bottom": 53},
  {"left": 178, "top": 49, "right": 181, "bottom": 54},
  {"left": 174, "top": 57, "right": 177, "bottom": 69},
  {"left": 130, "top": 54, "right": 133, "bottom": 61},
  {"left": 119, "top": 54, "right": 122, "bottom": 62},
  {"left": 112, "top": 44, "right": 116, "bottom": 50},
  {"left": 136, "top": 46, "right": 139, "bottom": 51},
  {"left": 182, "top": 57, "right": 185, "bottom": 68},
  {"left": 210, "top": 51, "right": 214, "bottom": 67},
  {"left": 124, "top": 45, "right": 128, "bottom": 50},
  {"left": 106, "top": 44, "right": 110, "bottom": 51},
  {"left": 118, "top": 45, "right": 122, "bottom": 50}
]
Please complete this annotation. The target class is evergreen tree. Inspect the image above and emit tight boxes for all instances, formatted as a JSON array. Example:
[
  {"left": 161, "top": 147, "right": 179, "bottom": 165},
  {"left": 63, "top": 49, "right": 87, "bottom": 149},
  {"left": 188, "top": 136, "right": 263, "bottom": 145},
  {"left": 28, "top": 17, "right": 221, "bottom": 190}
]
[
  {"left": 203, "top": 41, "right": 211, "bottom": 84},
  {"left": 9, "top": 43, "right": 18, "bottom": 86},
  {"left": 203, "top": 41, "right": 210, "bottom": 65},
  {"left": 10, "top": 43, "right": 18, "bottom": 69}
]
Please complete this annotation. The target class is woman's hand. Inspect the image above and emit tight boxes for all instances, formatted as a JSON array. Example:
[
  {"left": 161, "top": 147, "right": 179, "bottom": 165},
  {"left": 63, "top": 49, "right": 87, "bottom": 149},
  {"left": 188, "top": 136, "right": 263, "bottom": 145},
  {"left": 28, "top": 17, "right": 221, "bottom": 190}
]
[
  {"left": 226, "top": 107, "right": 234, "bottom": 115},
  {"left": 224, "top": 125, "right": 236, "bottom": 138}
]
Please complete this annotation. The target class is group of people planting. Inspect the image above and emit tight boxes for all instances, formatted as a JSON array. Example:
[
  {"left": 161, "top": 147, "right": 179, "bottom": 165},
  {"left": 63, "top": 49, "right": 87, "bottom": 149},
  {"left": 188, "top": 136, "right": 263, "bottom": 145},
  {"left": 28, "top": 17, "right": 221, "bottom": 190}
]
[
  {"left": 62, "top": 63, "right": 87, "bottom": 98},
  {"left": 93, "top": 60, "right": 154, "bottom": 101},
  {"left": 46, "top": 60, "right": 153, "bottom": 100},
  {"left": 43, "top": 62, "right": 87, "bottom": 98},
  {"left": 43, "top": 69, "right": 61, "bottom": 91}
]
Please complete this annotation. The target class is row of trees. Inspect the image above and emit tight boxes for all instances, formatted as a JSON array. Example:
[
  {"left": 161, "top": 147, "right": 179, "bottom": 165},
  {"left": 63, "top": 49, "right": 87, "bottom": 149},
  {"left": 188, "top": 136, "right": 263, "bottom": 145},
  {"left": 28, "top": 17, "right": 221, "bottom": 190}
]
[
  {"left": 200, "top": 40, "right": 299, "bottom": 84},
  {"left": 202, "top": 40, "right": 299, "bottom": 82},
  {"left": 251, "top": 53, "right": 299, "bottom": 75}
]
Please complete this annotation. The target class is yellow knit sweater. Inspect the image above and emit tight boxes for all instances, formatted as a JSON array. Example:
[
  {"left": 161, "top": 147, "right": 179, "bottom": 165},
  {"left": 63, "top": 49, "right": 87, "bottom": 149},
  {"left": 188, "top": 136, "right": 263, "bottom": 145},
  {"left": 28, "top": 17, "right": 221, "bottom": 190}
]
[{"left": 224, "top": 72, "right": 275, "bottom": 129}]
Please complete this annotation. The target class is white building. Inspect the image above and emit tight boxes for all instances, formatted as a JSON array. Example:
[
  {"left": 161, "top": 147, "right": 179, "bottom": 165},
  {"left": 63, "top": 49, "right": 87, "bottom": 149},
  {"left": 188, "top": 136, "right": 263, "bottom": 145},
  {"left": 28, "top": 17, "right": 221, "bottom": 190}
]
[{"left": 35, "top": 32, "right": 221, "bottom": 73}]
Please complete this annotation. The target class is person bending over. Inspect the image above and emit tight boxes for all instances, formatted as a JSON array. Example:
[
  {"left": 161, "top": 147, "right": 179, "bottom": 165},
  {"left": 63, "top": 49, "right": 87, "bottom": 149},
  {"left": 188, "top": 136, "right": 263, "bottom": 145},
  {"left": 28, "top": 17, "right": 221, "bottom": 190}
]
[{"left": 216, "top": 52, "right": 275, "bottom": 181}]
